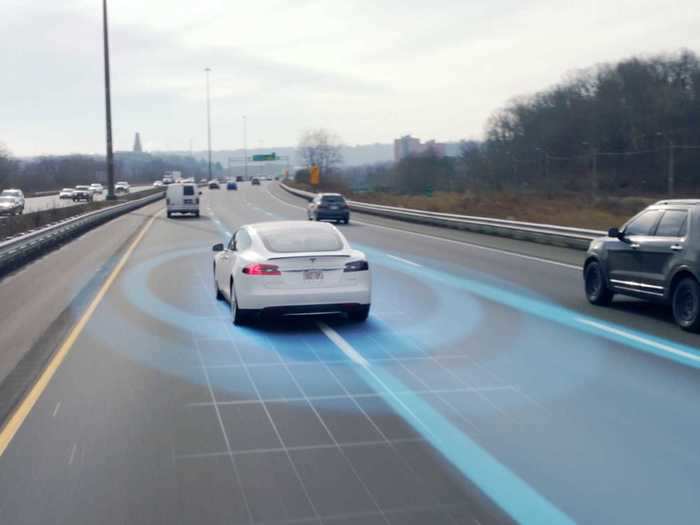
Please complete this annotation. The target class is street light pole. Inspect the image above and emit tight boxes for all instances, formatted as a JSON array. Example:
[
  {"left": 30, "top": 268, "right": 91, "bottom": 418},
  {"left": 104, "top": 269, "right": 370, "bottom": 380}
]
[
  {"left": 656, "top": 132, "right": 676, "bottom": 196},
  {"left": 205, "top": 68, "right": 212, "bottom": 181},
  {"left": 243, "top": 116, "right": 248, "bottom": 180},
  {"left": 102, "top": 0, "right": 115, "bottom": 200}
]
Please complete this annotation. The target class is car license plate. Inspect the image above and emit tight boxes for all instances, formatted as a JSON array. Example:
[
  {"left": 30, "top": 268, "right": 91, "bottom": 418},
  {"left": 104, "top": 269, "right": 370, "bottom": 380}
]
[
  {"left": 184, "top": 199, "right": 192, "bottom": 204},
  {"left": 303, "top": 270, "right": 323, "bottom": 281},
  {"left": 330, "top": 205, "right": 339, "bottom": 210}
]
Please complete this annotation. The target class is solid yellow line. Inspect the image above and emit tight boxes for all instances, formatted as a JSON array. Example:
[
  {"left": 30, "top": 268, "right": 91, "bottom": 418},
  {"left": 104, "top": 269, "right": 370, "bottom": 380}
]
[{"left": 0, "top": 209, "right": 161, "bottom": 456}]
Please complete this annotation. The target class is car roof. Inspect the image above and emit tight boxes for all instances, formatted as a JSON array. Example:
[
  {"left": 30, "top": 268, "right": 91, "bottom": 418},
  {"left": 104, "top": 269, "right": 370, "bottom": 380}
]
[
  {"left": 246, "top": 220, "right": 338, "bottom": 233},
  {"left": 652, "top": 199, "right": 700, "bottom": 206},
  {"left": 319, "top": 193, "right": 343, "bottom": 197}
]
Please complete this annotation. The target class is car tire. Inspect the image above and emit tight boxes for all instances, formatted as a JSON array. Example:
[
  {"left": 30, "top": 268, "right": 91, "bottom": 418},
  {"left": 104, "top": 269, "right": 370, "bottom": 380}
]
[
  {"left": 230, "top": 284, "right": 253, "bottom": 325},
  {"left": 167, "top": 211, "right": 172, "bottom": 218},
  {"left": 194, "top": 211, "right": 200, "bottom": 218},
  {"left": 348, "top": 305, "right": 370, "bottom": 322},
  {"left": 214, "top": 267, "right": 224, "bottom": 301},
  {"left": 672, "top": 278, "right": 700, "bottom": 332},
  {"left": 343, "top": 218, "right": 349, "bottom": 224},
  {"left": 584, "top": 261, "right": 613, "bottom": 306}
]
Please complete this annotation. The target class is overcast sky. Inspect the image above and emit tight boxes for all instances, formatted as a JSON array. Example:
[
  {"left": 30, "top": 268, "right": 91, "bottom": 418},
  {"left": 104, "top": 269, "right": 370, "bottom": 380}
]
[{"left": 1, "top": 0, "right": 699, "bottom": 156}]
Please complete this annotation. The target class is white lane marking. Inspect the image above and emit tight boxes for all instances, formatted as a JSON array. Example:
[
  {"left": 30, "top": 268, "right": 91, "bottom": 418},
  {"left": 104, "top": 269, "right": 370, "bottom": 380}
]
[
  {"left": 317, "top": 322, "right": 369, "bottom": 368},
  {"left": 577, "top": 318, "right": 700, "bottom": 362},
  {"left": 68, "top": 443, "right": 77, "bottom": 465},
  {"left": 265, "top": 185, "right": 580, "bottom": 271},
  {"left": 386, "top": 254, "right": 422, "bottom": 267},
  {"left": 51, "top": 401, "right": 61, "bottom": 418}
]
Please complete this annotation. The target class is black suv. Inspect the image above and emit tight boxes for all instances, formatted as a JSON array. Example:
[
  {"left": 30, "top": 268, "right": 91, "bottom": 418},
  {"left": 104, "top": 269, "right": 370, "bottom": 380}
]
[
  {"left": 307, "top": 193, "right": 350, "bottom": 224},
  {"left": 584, "top": 200, "right": 700, "bottom": 331}
]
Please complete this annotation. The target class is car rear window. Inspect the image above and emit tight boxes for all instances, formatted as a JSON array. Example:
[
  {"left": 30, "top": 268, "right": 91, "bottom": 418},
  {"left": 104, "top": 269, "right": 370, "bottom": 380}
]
[
  {"left": 183, "top": 185, "right": 195, "bottom": 196},
  {"left": 321, "top": 195, "right": 345, "bottom": 204},
  {"left": 259, "top": 226, "right": 343, "bottom": 253}
]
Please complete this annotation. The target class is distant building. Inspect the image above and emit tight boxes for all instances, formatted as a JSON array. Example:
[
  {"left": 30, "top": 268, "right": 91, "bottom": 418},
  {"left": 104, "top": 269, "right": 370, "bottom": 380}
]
[
  {"left": 133, "top": 132, "right": 143, "bottom": 153},
  {"left": 393, "top": 135, "right": 447, "bottom": 161}
]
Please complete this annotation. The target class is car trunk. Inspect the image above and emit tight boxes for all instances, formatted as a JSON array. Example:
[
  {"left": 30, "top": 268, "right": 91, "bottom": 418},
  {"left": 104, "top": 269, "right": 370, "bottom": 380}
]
[{"left": 266, "top": 253, "right": 350, "bottom": 289}]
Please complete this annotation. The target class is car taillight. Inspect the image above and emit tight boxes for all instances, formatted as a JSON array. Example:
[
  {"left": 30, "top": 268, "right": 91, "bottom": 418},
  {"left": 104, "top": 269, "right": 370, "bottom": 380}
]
[
  {"left": 243, "top": 263, "right": 281, "bottom": 276},
  {"left": 344, "top": 260, "right": 369, "bottom": 272}
]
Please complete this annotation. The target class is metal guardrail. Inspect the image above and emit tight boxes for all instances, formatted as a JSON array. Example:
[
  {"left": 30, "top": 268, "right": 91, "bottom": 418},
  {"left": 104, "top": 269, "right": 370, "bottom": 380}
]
[
  {"left": 0, "top": 190, "right": 164, "bottom": 277},
  {"left": 279, "top": 183, "right": 603, "bottom": 250}
]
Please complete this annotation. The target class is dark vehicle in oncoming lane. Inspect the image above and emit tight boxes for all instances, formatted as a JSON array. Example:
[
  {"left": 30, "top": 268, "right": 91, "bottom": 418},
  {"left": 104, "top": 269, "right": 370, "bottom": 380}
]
[
  {"left": 584, "top": 200, "right": 700, "bottom": 331},
  {"left": 226, "top": 181, "right": 238, "bottom": 190}
]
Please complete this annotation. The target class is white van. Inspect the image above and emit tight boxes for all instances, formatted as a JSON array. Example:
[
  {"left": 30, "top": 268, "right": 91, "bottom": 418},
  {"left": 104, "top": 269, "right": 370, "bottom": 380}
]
[{"left": 166, "top": 182, "right": 200, "bottom": 218}]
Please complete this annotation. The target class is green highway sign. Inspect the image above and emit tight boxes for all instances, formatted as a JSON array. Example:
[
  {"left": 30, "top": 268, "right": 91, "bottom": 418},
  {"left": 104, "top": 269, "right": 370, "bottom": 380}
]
[{"left": 252, "top": 153, "right": 277, "bottom": 161}]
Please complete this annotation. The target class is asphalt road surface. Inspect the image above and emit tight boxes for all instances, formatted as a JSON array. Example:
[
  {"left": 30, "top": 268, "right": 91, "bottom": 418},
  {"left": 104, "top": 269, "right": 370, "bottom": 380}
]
[
  {"left": 1, "top": 181, "right": 700, "bottom": 524},
  {"left": 23, "top": 185, "right": 153, "bottom": 213}
]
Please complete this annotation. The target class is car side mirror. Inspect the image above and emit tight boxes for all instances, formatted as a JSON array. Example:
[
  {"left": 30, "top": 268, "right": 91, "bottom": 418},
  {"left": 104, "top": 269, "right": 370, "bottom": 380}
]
[
  {"left": 608, "top": 227, "right": 622, "bottom": 239},
  {"left": 212, "top": 243, "right": 224, "bottom": 252}
]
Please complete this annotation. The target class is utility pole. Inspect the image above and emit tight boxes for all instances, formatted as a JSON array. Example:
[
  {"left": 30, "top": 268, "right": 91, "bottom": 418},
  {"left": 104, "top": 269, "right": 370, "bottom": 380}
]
[
  {"left": 243, "top": 116, "right": 248, "bottom": 180},
  {"left": 667, "top": 140, "right": 675, "bottom": 196},
  {"left": 102, "top": 0, "right": 115, "bottom": 200},
  {"left": 205, "top": 67, "right": 212, "bottom": 181},
  {"left": 591, "top": 147, "right": 599, "bottom": 199}
]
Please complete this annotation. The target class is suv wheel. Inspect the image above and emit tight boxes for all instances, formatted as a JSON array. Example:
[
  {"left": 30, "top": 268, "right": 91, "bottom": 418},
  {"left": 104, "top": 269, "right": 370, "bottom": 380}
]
[
  {"left": 672, "top": 278, "right": 700, "bottom": 332},
  {"left": 585, "top": 261, "right": 613, "bottom": 306}
]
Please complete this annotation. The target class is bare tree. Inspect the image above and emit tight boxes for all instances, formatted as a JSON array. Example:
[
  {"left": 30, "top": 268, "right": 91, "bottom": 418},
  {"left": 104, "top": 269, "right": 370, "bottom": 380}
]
[{"left": 297, "top": 129, "right": 343, "bottom": 174}]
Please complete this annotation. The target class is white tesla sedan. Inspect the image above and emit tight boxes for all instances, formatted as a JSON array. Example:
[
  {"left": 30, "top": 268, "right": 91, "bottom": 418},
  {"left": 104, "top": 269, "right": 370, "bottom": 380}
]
[{"left": 213, "top": 221, "right": 371, "bottom": 324}]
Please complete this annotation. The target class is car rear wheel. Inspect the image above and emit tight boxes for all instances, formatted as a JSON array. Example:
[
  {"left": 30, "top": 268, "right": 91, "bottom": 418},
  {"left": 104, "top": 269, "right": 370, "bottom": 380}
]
[
  {"left": 584, "top": 261, "right": 613, "bottom": 306},
  {"left": 214, "top": 267, "right": 224, "bottom": 300},
  {"left": 672, "top": 278, "right": 700, "bottom": 332},
  {"left": 348, "top": 305, "right": 370, "bottom": 322},
  {"left": 230, "top": 284, "right": 254, "bottom": 325}
]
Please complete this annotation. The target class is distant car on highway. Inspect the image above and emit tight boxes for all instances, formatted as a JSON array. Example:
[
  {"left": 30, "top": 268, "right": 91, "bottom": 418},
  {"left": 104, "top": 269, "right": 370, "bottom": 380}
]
[
  {"left": 115, "top": 182, "right": 130, "bottom": 194},
  {"left": 59, "top": 188, "right": 75, "bottom": 199},
  {"left": 235, "top": 176, "right": 244, "bottom": 182},
  {"left": 212, "top": 221, "right": 371, "bottom": 324},
  {"left": 226, "top": 181, "right": 238, "bottom": 191},
  {"left": 0, "top": 196, "right": 23, "bottom": 216},
  {"left": 1, "top": 189, "right": 25, "bottom": 209},
  {"left": 251, "top": 178, "right": 261, "bottom": 186},
  {"left": 584, "top": 200, "right": 700, "bottom": 331},
  {"left": 153, "top": 180, "right": 164, "bottom": 187},
  {"left": 90, "top": 183, "right": 104, "bottom": 195},
  {"left": 208, "top": 180, "right": 220, "bottom": 189},
  {"left": 162, "top": 176, "right": 174, "bottom": 185},
  {"left": 308, "top": 193, "right": 350, "bottom": 224},
  {"left": 73, "top": 186, "right": 93, "bottom": 202},
  {"left": 200, "top": 178, "right": 208, "bottom": 184},
  {"left": 167, "top": 182, "right": 200, "bottom": 218}
]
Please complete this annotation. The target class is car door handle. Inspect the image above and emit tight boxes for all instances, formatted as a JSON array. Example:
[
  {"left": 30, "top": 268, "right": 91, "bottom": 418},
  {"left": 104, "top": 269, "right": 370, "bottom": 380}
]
[{"left": 670, "top": 244, "right": 684, "bottom": 251}]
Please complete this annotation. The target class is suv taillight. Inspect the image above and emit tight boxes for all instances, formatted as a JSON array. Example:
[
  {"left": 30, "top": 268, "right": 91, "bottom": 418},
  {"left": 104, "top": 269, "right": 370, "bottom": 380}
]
[
  {"left": 243, "top": 263, "right": 281, "bottom": 276},
  {"left": 344, "top": 260, "right": 369, "bottom": 272}
]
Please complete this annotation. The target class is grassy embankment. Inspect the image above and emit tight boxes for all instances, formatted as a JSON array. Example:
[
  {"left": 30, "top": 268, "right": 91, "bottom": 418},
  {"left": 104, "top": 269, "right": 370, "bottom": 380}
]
[{"left": 286, "top": 182, "right": 657, "bottom": 230}]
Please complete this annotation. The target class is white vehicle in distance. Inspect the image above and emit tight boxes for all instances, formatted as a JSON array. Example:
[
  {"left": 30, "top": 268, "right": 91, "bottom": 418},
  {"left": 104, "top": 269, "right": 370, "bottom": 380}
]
[
  {"left": 59, "top": 188, "right": 75, "bottom": 199},
  {"left": 166, "top": 182, "right": 200, "bottom": 218},
  {"left": 212, "top": 221, "right": 371, "bottom": 324},
  {"left": 1, "top": 189, "right": 25, "bottom": 210},
  {"left": 153, "top": 180, "right": 164, "bottom": 187},
  {"left": 89, "top": 183, "right": 104, "bottom": 195},
  {"left": 115, "top": 182, "right": 130, "bottom": 194},
  {"left": 0, "top": 196, "right": 23, "bottom": 216}
]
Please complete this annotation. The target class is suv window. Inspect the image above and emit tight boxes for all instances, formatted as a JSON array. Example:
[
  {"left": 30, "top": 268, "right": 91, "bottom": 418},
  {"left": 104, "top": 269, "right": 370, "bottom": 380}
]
[
  {"left": 624, "top": 210, "right": 662, "bottom": 236},
  {"left": 321, "top": 195, "right": 346, "bottom": 204},
  {"left": 183, "top": 185, "right": 195, "bottom": 196},
  {"left": 655, "top": 210, "right": 688, "bottom": 237}
]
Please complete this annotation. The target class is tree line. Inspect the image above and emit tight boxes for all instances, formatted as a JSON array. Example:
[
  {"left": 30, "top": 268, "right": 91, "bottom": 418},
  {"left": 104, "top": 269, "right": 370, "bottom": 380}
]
[
  {"left": 0, "top": 148, "right": 223, "bottom": 193},
  {"left": 341, "top": 49, "right": 700, "bottom": 197}
]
